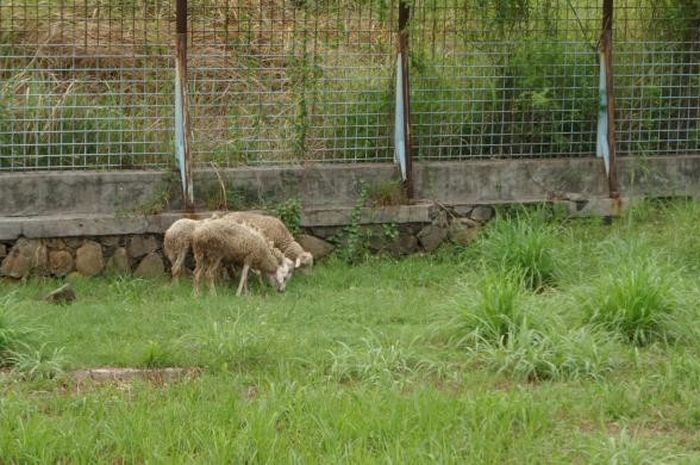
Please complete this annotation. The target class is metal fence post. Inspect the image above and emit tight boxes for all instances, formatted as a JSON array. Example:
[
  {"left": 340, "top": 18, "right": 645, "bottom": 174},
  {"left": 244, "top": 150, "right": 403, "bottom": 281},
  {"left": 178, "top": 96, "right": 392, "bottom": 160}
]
[
  {"left": 175, "top": 0, "right": 194, "bottom": 209},
  {"left": 600, "top": 0, "right": 620, "bottom": 199},
  {"left": 398, "top": 0, "right": 414, "bottom": 199}
]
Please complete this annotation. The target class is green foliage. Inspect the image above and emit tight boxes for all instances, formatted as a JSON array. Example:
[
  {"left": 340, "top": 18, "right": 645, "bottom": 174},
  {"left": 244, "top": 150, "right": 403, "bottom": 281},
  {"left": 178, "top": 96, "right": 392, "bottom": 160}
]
[
  {"left": 7, "top": 343, "right": 65, "bottom": 380},
  {"left": 334, "top": 186, "right": 371, "bottom": 264},
  {"left": 480, "top": 324, "right": 619, "bottom": 382},
  {"left": 476, "top": 206, "right": 563, "bottom": 291},
  {"left": 327, "top": 336, "right": 436, "bottom": 386},
  {"left": 5, "top": 204, "right": 700, "bottom": 462},
  {"left": 382, "top": 222, "right": 399, "bottom": 241},
  {"left": 180, "top": 321, "right": 270, "bottom": 373},
  {"left": 366, "top": 180, "right": 406, "bottom": 207},
  {"left": 0, "top": 299, "right": 65, "bottom": 379},
  {"left": 0, "top": 302, "right": 33, "bottom": 366},
  {"left": 140, "top": 340, "right": 175, "bottom": 369},
  {"left": 274, "top": 198, "right": 303, "bottom": 236},
  {"left": 582, "top": 257, "right": 681, "bottom": 346},
  {"left": 456, "top": 270, "right": 528, "bottom": 346}
]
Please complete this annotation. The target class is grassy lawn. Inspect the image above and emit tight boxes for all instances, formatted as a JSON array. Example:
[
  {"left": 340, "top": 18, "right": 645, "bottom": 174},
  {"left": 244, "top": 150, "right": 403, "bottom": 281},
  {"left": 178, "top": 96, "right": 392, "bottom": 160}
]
[{"left": 3, "top": 201, "right": 700, "bottom": 463}]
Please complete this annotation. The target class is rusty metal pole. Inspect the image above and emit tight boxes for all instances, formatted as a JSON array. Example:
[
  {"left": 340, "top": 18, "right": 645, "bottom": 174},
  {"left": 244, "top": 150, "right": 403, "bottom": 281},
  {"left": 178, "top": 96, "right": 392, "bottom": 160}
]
[
  {"left": 175, "top": 0, "right": 194, "bottom": 210},
  {"left": 601, "top": 0, "right": 619, "bottom": 200},
  {"left": 398, "top": 0, "right": 414, "bottom": 200}
]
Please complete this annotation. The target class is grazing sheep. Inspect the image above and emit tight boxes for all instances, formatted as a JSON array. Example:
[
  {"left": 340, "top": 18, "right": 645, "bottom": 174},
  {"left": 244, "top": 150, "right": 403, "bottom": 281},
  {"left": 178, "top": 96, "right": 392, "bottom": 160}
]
[
  {"left": 163, "top": 218, "right": 199, "bottom": 283},
  {"left": 163, "top": 214, "right": 225, "bottom": 283},
  {"left": 223, "top": 212, "right": 314, "bottom": 273},
  {"left": 192, "top": 218, "right": 294, "bottom": 296}
]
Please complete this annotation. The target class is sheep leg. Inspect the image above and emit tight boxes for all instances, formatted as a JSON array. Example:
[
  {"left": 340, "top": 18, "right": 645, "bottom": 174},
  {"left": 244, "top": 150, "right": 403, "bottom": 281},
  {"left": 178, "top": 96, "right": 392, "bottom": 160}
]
[
  {"left": 236, "top": 262, "right": 251, "bottom": 297},
  {"left": 192, "top": 252, "right": 204, "bottom": 297},
  {"left": 224, "top": 262, "right": 238, "bottom": 283},
  {"left": 207, "top": 257, "right": 223, "bottom": 296},
  {"left": 171, "top": 249, "right": 188, "bottom": 284}
]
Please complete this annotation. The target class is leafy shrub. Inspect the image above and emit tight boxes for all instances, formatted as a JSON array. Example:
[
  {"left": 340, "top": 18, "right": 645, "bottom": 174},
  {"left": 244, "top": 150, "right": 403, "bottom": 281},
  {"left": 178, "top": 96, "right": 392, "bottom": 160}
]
[
  {"left": 274, "top": 198, "right": 303, "bottom": 236},
  {"left": 334, "top": 186, "right": 371, "bottom": 264}
]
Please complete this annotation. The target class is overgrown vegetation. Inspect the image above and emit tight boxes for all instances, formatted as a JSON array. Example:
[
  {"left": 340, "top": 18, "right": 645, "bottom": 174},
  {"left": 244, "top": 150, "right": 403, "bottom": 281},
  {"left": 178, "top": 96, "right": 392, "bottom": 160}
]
[
  {"left": 273, "top": 198, "right": 303, "bottom": 236},
  {"left": 474, "top": 206, "right": 563, "bottom": 291},
  {"left": 333, "top": 185, "right": 372, "bottom": 264},
  {"left": 0, "top": 294, "right": 64, "bottom": 379}
]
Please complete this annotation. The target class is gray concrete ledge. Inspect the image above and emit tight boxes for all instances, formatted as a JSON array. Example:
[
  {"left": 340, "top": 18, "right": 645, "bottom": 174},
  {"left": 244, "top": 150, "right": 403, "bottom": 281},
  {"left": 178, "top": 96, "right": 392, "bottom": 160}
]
[
  {"left": 1, "top": 156, "right": 698, "bottom": 231},
  {"left": 0, "top": 198, "right": 633, "bottom": 241},
  {"left": 0, "top": 204, "right": 433, "bottom": 241}
]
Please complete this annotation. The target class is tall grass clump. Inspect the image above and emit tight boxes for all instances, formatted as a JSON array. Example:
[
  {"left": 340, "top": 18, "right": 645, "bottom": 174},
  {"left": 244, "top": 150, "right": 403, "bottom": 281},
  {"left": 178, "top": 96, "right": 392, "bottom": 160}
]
[
  {"left": 451, "top": 272, "right": 618, "bottom": 381},
  {"left": 455, "top": 270, "right": 528, "bottom": 346},
  {"left": 179, "top": 321, "right": 270, "bottom": 373},
  {"left": 0, "top": 296, "right": 65, "bottom": 379},
  {"left": 582, "top": 257, "right": 685, "bottom": 346},
  {"left": 482, "top": 325, "right": 619, "bottom": 382},
  {"left": 327, "top": 336, "right": 426, "bottom": 387},
  {"left": 476, "top": 206, "right": 563, "bottom": 290}
]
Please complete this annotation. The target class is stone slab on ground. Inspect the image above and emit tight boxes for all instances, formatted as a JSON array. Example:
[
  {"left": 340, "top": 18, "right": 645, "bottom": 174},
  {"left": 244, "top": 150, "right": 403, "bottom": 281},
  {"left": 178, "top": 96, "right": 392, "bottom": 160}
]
[
  {"left": 44, "top": 283, "right": 76, "bottom": 304},
  {"left": 72, "top": 368, "right": 200, "bottom": 384}
]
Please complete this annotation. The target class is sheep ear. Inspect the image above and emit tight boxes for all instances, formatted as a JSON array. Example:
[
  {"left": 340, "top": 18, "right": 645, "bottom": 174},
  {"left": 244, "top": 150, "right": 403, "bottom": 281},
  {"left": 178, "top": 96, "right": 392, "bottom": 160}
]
[{"left": 295, "top": 258, "right": 302, "bottom": 268}]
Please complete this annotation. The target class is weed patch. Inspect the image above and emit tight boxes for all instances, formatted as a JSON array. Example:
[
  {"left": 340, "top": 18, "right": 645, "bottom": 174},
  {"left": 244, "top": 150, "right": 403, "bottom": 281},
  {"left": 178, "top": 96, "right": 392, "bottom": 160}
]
[{"left": 476, "top": 206, "right": 563, "bottom": 290}]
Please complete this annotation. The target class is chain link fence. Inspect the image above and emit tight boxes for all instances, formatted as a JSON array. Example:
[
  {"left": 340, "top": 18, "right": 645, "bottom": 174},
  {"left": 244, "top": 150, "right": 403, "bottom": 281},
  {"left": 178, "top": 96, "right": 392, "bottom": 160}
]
[{"left": 0, "top": 0, "right": 698, "bottom": 171}]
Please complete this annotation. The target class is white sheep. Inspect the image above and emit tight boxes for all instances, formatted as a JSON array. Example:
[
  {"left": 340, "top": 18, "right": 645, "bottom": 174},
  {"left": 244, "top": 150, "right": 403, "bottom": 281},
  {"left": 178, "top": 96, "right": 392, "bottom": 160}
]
[
  {"left": 223, "top": 212, "right": 314, "bottom": 273},
  {"left": 163, "top": 218, "right": 199, "bottom": 283},
  {"left": 192, "top": 217, "right": 294, "bottom": 296},
  {"left": 163, "top": 214, "right": 223, "bottom": 282}
]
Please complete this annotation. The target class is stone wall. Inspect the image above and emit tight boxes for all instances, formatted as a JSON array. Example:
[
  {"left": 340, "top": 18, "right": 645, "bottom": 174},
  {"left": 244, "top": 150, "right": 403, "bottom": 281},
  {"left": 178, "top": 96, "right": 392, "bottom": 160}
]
[
  {"left": 0, "top": 204, "right": 493, "bottom": 280},
  {"left": 0, "top": 235, "right": 167, "bottom": 280}
]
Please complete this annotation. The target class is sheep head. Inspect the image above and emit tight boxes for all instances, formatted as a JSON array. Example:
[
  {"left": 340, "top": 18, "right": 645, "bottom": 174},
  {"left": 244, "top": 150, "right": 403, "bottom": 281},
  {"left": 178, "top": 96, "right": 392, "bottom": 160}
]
[
  {"left": 296, "top": 251, "right": 314, "bottom": 275},
  {"left": 267, "top": 256, "right": 295, "bottom": 292}
]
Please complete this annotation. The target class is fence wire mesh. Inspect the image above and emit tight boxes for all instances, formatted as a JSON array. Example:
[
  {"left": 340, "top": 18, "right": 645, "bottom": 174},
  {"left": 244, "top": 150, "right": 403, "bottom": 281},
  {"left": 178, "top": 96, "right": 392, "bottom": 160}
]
[
  {"left": 409, "top": 0, "right": 601, "bottom": 160},
  {"left": 0, "top": 0, "right": 698, "bottom": 171},
  {"left": 0, "top": 0, "right": 175, "bottom": 171},
  {"left": 187, "top": 0, "right": 396, "bottom": 167},
  {"left": 615, "top": 0, "right": 700, "bottom": 156}
]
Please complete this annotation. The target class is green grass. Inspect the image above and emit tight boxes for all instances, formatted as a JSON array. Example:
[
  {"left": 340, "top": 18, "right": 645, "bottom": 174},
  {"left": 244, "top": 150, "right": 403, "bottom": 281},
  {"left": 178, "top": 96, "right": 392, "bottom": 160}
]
[
  {"left": 473, "top": 206, "right": 564, "bottom": 290},
  {"left": 4, "top": 201, "right": 700, "bottom": 462}
]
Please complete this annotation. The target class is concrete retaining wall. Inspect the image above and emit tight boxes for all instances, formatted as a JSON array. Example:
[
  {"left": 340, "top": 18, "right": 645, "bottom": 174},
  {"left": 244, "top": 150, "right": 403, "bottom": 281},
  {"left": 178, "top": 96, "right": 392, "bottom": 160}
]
[{"left": 3, "top": 156, "right": 699, "bottom": 219}]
